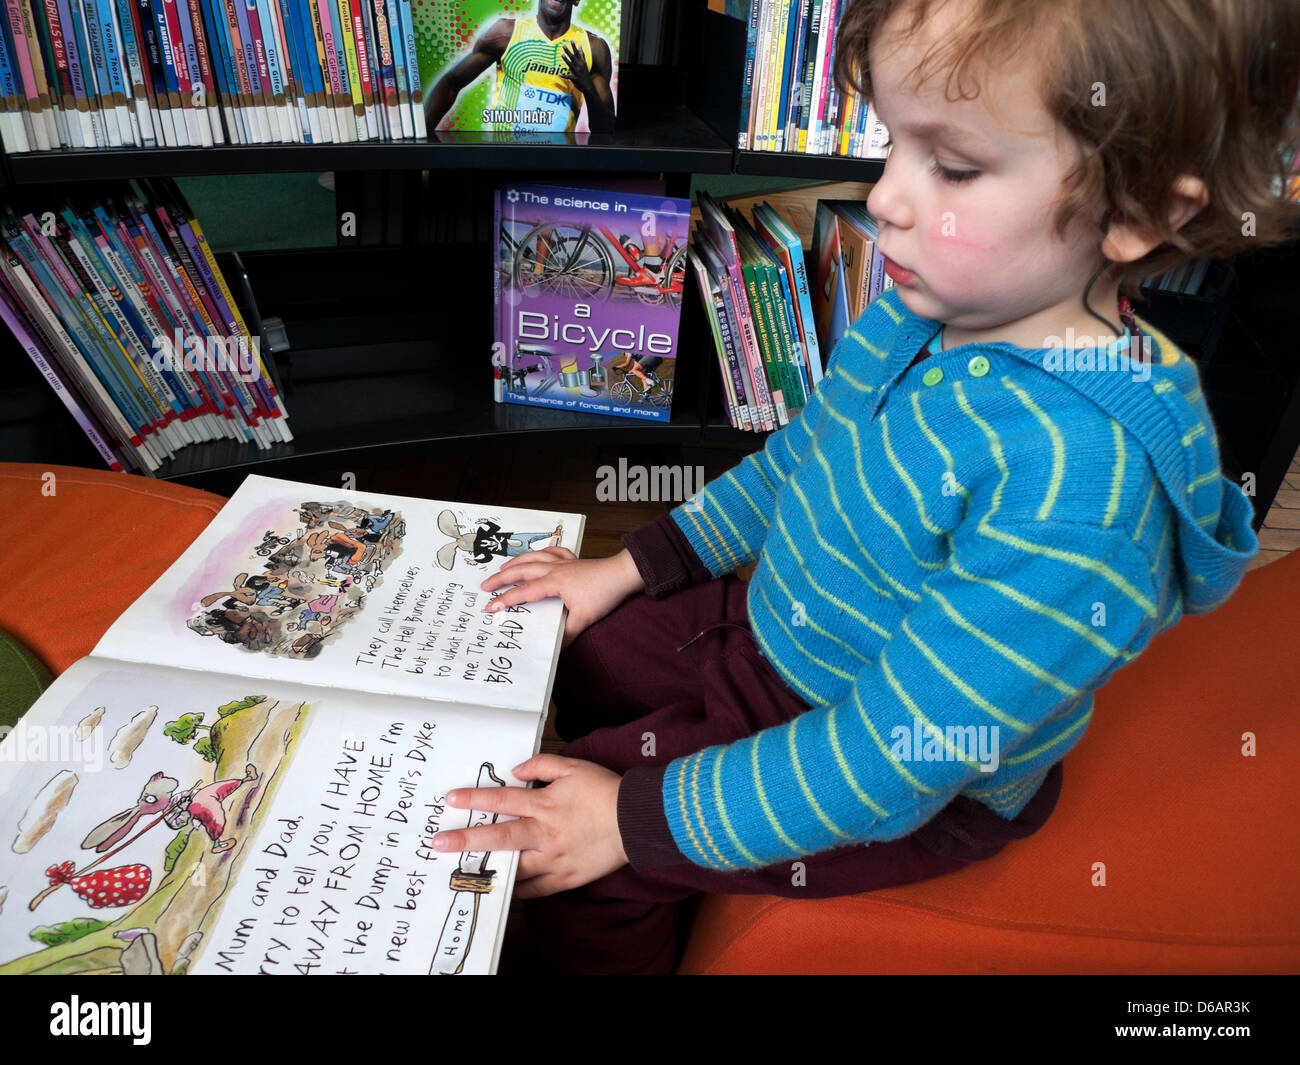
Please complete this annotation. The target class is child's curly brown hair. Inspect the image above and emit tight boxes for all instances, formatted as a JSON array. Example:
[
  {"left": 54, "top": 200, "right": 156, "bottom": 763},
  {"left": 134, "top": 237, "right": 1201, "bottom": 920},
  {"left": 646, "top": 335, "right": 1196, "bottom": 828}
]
[{"left": 836, "top": 0, "right": 1300, "bottom": 294}]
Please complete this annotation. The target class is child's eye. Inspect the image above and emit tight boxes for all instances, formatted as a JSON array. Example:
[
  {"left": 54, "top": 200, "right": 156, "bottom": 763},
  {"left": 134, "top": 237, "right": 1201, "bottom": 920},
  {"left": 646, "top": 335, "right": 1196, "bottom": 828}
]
[{"left": 930, "top": 160, "right": 980, "bottom": 184}]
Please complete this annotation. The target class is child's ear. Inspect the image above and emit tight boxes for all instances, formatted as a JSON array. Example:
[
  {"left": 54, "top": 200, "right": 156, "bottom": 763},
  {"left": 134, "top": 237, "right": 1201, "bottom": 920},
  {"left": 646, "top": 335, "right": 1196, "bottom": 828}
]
[{"left": 1101, "top": 175, "right": 1209, "bottom": 263}]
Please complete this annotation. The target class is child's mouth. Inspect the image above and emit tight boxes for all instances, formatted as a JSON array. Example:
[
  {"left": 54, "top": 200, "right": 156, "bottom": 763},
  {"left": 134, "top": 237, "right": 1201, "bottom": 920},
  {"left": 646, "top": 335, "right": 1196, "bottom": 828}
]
[{"left": 882, "top": 256, "right": 917, "bottom": 285}]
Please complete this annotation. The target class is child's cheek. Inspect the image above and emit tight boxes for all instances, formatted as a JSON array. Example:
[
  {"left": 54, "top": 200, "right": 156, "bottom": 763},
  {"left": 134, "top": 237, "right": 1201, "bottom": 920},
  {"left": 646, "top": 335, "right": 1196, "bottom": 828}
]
[{"left": 926, "top": 221, "right": 1002, "bottom": 286}]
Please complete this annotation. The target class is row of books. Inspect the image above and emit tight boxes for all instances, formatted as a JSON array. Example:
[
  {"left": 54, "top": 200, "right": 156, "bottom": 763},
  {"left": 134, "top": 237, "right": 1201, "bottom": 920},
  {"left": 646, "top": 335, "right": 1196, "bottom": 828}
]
[
  {"left": 690, "top": 191, "right": 824, "bottom": 432},
  {"left": 1, "top": 178, "right": 289, "bottom": 473},
  {"left": 0, "top": 0, "right": 427, "bottom": 153},
  {"left": 690, "top": 194, "right": 896, "bottom": 432},
  {"left": 737, "top": 0, "right": 890, "bottom": 159}
]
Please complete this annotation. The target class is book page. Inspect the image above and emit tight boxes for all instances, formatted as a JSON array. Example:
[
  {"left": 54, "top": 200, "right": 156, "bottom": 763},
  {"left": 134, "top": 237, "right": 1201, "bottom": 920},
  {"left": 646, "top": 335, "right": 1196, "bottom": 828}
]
[
  {"left": 0, "top": 657, "right": 539, "bottom": 975},
  {"left": 93, "top": 475, "right": 584, "bottom": 714}
]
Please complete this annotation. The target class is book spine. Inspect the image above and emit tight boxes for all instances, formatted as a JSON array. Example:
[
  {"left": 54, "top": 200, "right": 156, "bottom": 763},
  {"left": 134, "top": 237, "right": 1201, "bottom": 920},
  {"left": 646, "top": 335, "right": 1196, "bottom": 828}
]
[
  {"left": 773, "top": 261, "right": 809, "bottom": 406},
  {"left": 132, "top": 0, "right": 171, "bottom": 143},
  {"left": 366, "top": 0, "right": 395, "bottom": 136},
  {"left": 111, "top": 0, "right": 156, "bottom": 144},
  {"left": 344, "top": 0, "right": 373, "bottom": 138},
  {"left": 35, "top": 0, "right": 75, "bottom": 146},
  {"left": 744, "top": 260, "right": 786, "bottom": 425},
  {"left": 233, "top": 0, "right": 270, "bottom": 141},
  {"left": 775, "top": 0, "right": 801, "bottom": 153},
  {"left": 393, "top": 0, "right": 419, "bottom": 136},
  {"left": 783, "top": 0, "right": 809, "bottom": 151},
  {"left": 275, "top": 0, "right": 312, "bottom": 140},
  {"left": 782, "top": 234, "right": 821, "bottom": 386},
  {"left": 0, "top": 5, "right": 30, "bottom": 152},
  {"left": 313, "top": 0, "right": 344, "bottom": 140},
  {"left": 296, "top": 0, "right": 329, "bottom": 141},
  {"left": 90, "top": 0, "right": 134, "bottom": 142},
  {"left": 218, "top": 0, "right": 255, "bottom": 141},
  {"left": 751, "top": 0, "right": 771, "bottom": 151},
  {"left": 693, "top": 249, "right": 750, "bottom": 430},
  {"left": 3, "top": 0, "right": 46, "bottom": 148},
  {"left": 147, "top": 0, "right": 186, "bottom": 144},
  {"left": 261, "top": 0, "right": 299, "bottom": 141},
  {"left": 185, "top": 0, "right": 223, "bottom": 142},
  {"left": 809, "top": 0, "right": 833, "bottom": 154},
  {"left": 738, "top": 0, "right": 760, "bottom": 149},
  {"left": 382, "top": 0, "right": 406, "bottom": 138},
  {"left": 332, "top": 0, "right": 362, "bottom": 138},
  {"left": 302, "top": 0, "right": 335, "bottom": 141},
  {"left": 258, "top": 0, "right": 297, "bottom": 140},
  {"left": 158, "top": 0, "right": 198, "bottom": 144},
  {"left": 760, "top": 258, "right": 798, "bottom": 416},
  {"left": 208, "top": 0, "right": 248, "bottom": 143},
  {"left": 18, "top": 0, "right": 60, "bottom": 145},
  {"left": 243, "top": 0, "right": 283, "bottom": 141}
]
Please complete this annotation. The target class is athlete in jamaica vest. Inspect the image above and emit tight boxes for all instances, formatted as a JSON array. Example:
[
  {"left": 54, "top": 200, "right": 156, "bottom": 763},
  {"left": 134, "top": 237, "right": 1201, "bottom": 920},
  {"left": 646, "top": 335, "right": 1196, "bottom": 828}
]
[{"left": 425, "top": 0, "right": 616, "bottom": 134}]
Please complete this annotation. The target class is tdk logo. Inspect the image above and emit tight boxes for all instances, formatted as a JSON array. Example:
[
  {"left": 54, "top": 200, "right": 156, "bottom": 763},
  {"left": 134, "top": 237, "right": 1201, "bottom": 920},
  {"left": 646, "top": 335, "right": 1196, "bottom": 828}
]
[{"left": 49, "top": 996, "right": 151, "bottom": 1045}]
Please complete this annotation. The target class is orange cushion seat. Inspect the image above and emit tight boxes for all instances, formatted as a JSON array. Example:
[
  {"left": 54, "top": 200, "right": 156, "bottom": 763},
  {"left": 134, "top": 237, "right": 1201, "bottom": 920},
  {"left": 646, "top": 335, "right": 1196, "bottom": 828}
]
[
  {"left": 679, "top": 544, "right": 1300, "bottom": 973},
  {"left": 0, "top": 464, "right": 226, "bottom": 675}
]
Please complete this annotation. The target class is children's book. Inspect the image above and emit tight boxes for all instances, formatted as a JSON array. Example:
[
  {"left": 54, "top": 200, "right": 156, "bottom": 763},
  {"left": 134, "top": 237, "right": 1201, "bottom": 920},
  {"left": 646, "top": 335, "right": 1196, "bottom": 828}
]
[
  {"left": 415, "top": 0, "right": 620, "bottom": 135},
  {"left": 494, "top": 180, "right": 688, "bottom": 422},
  {"left": 0, "top": 474, "right": 584, "bottom": 975}
]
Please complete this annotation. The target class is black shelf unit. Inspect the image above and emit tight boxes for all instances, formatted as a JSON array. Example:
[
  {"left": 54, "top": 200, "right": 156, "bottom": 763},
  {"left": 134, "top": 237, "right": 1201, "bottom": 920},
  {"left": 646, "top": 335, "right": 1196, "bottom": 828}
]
[
  {"left": 735, "top": 150, "right": 885, "bottom": 182},
  {"left": 0, "top": 102, "right": 736, "bottom": 183}
]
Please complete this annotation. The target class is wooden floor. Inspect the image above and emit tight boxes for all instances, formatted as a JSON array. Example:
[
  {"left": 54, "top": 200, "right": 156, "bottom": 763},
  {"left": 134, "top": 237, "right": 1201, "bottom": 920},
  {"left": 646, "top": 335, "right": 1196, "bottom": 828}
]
[{"left": 1252, "top": 448, "right": 1300, "bottom": 570}]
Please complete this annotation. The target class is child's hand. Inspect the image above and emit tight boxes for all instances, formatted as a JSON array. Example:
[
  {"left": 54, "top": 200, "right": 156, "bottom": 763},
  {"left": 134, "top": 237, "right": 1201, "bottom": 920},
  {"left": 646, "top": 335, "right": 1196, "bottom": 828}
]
[
  {"left": 481, "top": 548, "right": 644, "bottom": 646},
  {"left": 435, "top": 754, "right": 627, "bottom": 898}
]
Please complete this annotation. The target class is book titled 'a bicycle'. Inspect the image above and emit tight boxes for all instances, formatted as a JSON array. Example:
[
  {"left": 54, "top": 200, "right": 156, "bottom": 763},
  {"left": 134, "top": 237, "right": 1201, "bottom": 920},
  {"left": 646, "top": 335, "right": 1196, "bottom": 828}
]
[{"left": 494, "top": 182, "right": 690, "bottom": 421}]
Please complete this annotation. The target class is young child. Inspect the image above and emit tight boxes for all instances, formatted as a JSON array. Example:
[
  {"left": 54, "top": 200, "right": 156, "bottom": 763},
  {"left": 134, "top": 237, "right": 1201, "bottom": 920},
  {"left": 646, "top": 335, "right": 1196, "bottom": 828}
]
[{"left": 434, "top": 0, "right": 1300, "bottom": 973}]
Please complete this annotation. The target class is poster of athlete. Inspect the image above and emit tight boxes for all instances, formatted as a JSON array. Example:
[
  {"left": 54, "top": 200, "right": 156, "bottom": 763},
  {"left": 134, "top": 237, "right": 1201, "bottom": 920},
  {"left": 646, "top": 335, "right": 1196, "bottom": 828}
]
[{"left": 416, "top": 0, "right": 621, "bottom": 134}]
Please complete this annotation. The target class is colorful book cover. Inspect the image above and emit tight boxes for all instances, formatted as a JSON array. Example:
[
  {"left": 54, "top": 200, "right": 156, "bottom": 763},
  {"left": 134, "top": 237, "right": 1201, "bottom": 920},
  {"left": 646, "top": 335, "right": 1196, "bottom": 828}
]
[
  {"left": 495, "top": 180, "right": 687, "bottom": 422},
  {"left": 416, "top": 0, "right": 619, "bottom": 135}
]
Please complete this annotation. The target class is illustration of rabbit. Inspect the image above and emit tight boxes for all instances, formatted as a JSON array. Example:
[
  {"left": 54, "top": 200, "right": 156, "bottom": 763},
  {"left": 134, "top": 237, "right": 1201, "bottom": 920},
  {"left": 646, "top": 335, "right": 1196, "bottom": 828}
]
[
  {"left": 199, "top": 573, "right": 262, "bottom": 610},
  {"left": 435, "top": 510, "right": 563, "bottom": 570},
  {"left": 80, "top": 772, "right": 180, "bottom": 853}
]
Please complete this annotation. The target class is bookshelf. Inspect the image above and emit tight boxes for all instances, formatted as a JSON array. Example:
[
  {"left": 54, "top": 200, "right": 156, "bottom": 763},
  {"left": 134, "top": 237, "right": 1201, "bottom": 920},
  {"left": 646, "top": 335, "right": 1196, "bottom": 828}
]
[{"left": 1, "top": 3, "right": 1296, "bottom": 525}]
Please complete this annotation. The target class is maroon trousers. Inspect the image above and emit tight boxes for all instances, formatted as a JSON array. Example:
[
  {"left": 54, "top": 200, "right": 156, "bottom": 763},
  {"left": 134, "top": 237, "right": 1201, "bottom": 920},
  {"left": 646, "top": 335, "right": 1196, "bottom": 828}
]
[{"left": 518, "top": 575, "right": 1063, "bottom": 974}]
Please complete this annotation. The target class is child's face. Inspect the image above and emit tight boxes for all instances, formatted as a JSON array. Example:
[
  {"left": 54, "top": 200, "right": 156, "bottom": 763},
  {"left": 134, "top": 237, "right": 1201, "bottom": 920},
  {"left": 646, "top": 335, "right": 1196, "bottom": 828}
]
[{"left": 866, "top": 1, "right": 1109, "bottom": 345}]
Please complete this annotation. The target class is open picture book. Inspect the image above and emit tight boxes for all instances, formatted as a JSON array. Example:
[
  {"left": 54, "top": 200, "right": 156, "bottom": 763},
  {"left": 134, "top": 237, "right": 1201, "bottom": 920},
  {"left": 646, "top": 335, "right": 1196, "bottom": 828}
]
[{"left": 0, "top": 475, "right": 584, "bottom": 975}]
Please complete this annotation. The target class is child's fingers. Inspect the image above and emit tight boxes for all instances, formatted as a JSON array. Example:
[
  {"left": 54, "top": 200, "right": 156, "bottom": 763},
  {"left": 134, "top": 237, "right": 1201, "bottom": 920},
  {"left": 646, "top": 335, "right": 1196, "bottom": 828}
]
[
  {"left": 480, "top": 549, "right": 575, "bottom": 590},
  {"left": 482, "top": 561, "right": 559, "bottom": 592},
  {"left": 511, "top": 753, "right": 575, "bottom": 782},
  {"left": 484, "top": 568, "right": 570, "bottom": 611},
  {"left": 432, "top": 817, "right": 533, "bottom": 856},
  {"left": 486, "top": 579, "right": 564, "bottom": 613}
]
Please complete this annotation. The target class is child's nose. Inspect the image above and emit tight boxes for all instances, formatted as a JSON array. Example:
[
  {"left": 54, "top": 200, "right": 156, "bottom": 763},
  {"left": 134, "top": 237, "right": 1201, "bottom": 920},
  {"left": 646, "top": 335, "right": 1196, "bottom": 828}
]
[{"left": 867, "top": 159, "right": 912, "bottom": 230}]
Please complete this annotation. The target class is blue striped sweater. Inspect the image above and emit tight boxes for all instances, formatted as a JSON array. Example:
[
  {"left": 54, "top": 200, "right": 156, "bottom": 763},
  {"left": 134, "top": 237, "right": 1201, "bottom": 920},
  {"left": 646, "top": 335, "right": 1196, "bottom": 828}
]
[{"left": 660, "top": 288, "right": 1257, "bottom": 871}]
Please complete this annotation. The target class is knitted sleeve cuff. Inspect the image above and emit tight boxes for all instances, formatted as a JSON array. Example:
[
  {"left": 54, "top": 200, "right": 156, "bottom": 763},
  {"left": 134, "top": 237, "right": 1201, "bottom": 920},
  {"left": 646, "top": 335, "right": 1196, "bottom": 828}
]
[
  {"left": 621, "top": 510, "right": 714, "bottom": 600},
  {"left": 616, "top": 764, "right": 686, "bottom": 870}
]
